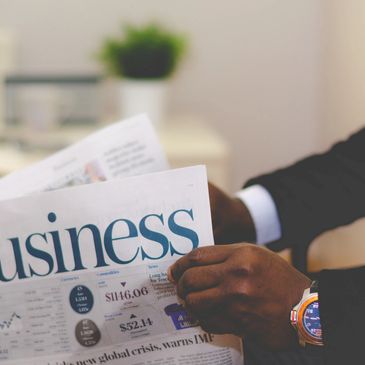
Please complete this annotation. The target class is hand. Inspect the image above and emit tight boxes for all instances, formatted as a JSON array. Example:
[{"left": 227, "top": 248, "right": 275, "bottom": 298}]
[
  {"left": 208, "top": 183, "right": 255, "bottom": 244},
  {"left": 168, "top": 243, "right": 311, "bottom": 350}
]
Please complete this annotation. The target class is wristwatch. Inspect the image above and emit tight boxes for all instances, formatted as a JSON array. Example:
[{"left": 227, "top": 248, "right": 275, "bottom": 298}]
[{"left": 290, "top": 280, "right": 323, "bottom": 347}]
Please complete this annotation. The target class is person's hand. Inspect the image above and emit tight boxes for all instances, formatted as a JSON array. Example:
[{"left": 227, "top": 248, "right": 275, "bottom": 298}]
[
  {"left": 168, "top": 243, "right": 311, "bottom": 350},
  {"left": 208, "top": 183, "right": 255, "bottom": 244}
]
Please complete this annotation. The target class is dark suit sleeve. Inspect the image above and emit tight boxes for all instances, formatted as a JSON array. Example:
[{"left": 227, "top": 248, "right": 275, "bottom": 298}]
[
  {"left": 319, "top": 266, "right": 365, "bottom": 364},
  {"left": 244, "top": 128, "right": 365, "bottom": 250},
  {"left": 243, "top": 129, "right": 365, "bottom": 362}
]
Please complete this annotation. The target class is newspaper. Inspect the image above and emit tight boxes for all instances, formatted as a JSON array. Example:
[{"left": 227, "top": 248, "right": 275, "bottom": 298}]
[
  {"left": 0, "top": 116, "right": 243, "bottom": 364},
  {"left": 0, "top": 114, "right": 169, "bottom": 200},
  {"left": 0, "top": 166, "right": 243, "bottom": 365}
]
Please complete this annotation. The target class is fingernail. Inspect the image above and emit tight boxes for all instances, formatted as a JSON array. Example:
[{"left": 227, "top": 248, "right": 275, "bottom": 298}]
[
  {"left": 178, "top": 297, "right": 186, "bottom": 308},
  {"left": 167, "top": 266, "right": 175, "bottom": 284}
]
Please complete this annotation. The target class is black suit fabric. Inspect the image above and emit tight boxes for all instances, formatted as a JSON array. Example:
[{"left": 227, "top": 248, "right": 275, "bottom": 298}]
[
  {"left": 245, "top": 128, "right": 365, "bottom": 364},
  {"left": 319, "top": 267, "right": 365, "bottom": 364},
  {"left": 246, "top": 127, "right": 365, "bottom": 251}
]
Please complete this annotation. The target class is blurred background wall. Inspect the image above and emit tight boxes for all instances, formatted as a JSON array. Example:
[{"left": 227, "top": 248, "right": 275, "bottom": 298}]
[
  {"left": 0, "top": 0, "right": 323, "bottom": 189},
  {"left": 310, "top": 0, "right": 365, "bottom": 271},
  {"left": 1, "top": 0, "right": 365, "bottom": 270}
]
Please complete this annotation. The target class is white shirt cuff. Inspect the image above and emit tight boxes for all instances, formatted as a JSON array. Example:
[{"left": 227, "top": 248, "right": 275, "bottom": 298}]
[{"left": 236, "top": 185, "right": 282, "bottom": 245}]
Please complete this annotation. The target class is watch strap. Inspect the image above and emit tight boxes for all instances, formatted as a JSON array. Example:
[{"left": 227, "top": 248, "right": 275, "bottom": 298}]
[{"left": 310, "top": 280, "right": 319, "bottom": 294}]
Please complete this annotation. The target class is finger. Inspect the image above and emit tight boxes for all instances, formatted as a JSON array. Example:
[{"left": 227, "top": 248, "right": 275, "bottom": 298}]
[
  {"left": 176, "top": 264, "right": 222, "bottom": 299},
  {"left": 184, "top": 287, "right": 226, "bottom": 317},
  {"left": 187, "top": 299, "right": 251, "bottom": 338},
  {"left": 198, "top": 315, "right": 239, "bottom": 335},
  {"left": 168, "top": 246, "right": 231, "bottom": 283}
]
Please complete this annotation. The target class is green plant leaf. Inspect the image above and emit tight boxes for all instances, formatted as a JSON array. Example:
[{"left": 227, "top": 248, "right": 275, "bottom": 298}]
[{"left": 98, "top": 23, "right": 187, "bottom": 79}]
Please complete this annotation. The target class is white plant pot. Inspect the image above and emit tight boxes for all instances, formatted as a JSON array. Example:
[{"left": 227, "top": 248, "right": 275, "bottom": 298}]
[{"left": 119, "top": 79, "right": 167, "bottom": 129}]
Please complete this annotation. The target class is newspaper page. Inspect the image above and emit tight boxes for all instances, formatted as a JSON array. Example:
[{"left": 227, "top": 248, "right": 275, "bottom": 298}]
[
  {"left": 0, "top": 114, "right": 169, "bottom": 200},
  {"left": 0, "top": 166, "right": 243, "bottom": 365}
]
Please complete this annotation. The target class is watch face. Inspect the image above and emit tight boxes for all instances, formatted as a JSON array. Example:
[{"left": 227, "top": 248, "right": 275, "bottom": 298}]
[{"left": 303, "top": 301, "right": 322, "bottom": 339}]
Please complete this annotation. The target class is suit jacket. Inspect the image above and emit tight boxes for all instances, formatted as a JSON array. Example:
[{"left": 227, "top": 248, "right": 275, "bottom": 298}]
[{"left": 245, "top": 128, "right": 365, "bottom": 364}]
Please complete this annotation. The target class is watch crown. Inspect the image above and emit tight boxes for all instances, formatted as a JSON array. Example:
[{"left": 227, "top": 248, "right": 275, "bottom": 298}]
[{"left": 290, "top": 310, "right": 297, "bottom": 325}]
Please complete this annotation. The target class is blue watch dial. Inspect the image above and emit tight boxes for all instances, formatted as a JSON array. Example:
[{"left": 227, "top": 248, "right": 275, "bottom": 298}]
[{"left": 303, "top": 301, "right": 322, "bottom": 339}]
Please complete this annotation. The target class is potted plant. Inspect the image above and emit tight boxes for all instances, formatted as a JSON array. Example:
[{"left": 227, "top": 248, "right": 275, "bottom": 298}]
[{"left": 99, "top": 23, "right": 187, "bottom": 128}]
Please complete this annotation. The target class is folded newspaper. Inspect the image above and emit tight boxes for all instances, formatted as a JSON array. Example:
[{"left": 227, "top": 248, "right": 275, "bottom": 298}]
[{"left": 0, "top": 115, "right": 243, "bottom": 364}]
